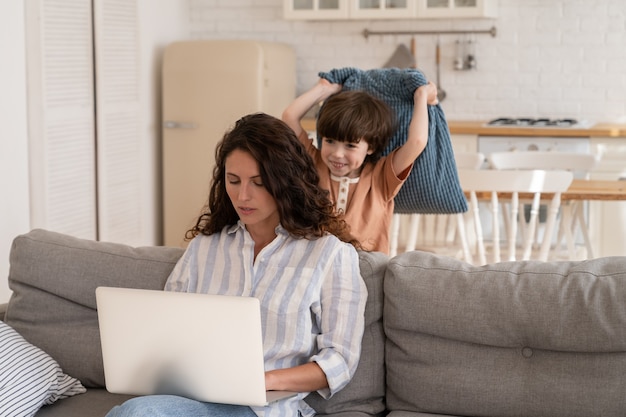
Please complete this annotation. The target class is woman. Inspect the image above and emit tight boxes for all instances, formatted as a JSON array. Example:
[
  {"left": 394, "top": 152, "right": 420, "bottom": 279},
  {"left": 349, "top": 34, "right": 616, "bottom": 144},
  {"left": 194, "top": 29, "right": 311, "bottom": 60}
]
[{"left": 106, "top": 113, "right": 367, "bottom": 417}]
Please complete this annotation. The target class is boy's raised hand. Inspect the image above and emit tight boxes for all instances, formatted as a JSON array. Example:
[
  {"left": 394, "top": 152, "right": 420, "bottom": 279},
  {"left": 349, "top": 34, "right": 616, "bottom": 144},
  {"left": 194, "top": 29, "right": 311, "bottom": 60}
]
[
  {"left": 282, "top": 78, "right": 342, "bottom": 144},
  {"left": 416, "top": 81, "right": 439, "bottom": 106},
  {"left": 317, "top": 78, "right": 343, "bottom": 98}
]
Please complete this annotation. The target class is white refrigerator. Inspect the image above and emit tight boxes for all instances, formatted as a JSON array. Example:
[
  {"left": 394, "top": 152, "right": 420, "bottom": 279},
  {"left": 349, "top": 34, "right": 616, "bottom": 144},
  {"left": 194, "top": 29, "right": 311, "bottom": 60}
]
[{"left": 162, "top": 40, "right": 296, "bottom": 247}]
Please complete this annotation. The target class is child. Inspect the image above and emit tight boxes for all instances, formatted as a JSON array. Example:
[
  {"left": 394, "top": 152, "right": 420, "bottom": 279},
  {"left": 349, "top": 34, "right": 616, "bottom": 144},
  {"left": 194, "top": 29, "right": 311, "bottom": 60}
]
[{"left": 282, "top": 78, "right": 438, "bottom": 254}]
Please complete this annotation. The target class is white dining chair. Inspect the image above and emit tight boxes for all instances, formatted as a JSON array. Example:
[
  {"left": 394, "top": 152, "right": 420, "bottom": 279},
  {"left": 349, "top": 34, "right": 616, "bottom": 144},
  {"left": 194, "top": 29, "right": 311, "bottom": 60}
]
[
  {"left": 389, "top": 152, "right": 485, "bottom": 261},
  {"left": 458, "top": 168, "right": 574, "bottom": 264},
  {"left": 487, "top": 151, "right": 597, "bottom": 260}
]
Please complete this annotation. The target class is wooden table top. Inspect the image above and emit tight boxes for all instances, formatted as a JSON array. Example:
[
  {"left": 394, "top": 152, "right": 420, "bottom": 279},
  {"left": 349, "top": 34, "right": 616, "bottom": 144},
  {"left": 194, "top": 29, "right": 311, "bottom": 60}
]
[
  {"left": 448, "top": 121, "right": 626, "bottom": 138},
  {"left": 302, "top": 118, "right": 626, "bottom": 138},
  {"left": 469, "top": 179, "right": 626, "bottom": 201},
  {"left": 563, "top": 179, "right": 626, "bottom": 201}
]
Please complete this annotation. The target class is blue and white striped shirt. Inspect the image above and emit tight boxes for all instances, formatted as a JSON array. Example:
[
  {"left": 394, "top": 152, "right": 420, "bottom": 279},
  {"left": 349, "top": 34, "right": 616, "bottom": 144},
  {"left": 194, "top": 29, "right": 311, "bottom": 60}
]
[{"left": 165, "top": 222, "right": 367, "bottom": 417}]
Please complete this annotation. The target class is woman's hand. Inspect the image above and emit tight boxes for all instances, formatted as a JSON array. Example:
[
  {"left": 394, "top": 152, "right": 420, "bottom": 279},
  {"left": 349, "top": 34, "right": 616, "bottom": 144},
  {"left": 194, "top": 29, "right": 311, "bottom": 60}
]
[{"left": 265, "top": 362, "right": 328, "bottom": 393}]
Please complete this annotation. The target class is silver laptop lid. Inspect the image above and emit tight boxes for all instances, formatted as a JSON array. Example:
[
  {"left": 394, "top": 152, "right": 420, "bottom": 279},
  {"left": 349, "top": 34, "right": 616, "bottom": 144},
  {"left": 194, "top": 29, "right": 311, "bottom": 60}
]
[{"left": 96, "top": 286, "right": 296, "bottom": 406}]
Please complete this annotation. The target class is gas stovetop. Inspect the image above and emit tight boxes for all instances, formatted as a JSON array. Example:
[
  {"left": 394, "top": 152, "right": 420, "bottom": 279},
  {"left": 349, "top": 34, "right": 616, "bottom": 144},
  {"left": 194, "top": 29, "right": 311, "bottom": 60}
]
[{"left": 486, "top": 117, "right": 580, "bottom": 127}]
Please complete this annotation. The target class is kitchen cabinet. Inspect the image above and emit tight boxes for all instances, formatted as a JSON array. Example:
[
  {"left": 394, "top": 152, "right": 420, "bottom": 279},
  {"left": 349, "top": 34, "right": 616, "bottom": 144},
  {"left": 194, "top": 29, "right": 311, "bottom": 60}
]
[
  {"left": 350, "top": 0, "right": 416, "bottom": 20},
  {"left": 450, "top": 133, "right": 478, "bottom": 154},
  {"left": 416, "top": 0, "right": 497, "bottom": 18},
  {"left": 283, "top": 0, "right": 496, "bottom": 19},
  {"left": 588, "top": 137, "right": 626, "bottom": 257},
  {"left": 283, "top": 0, "right": 349, "bottom": 20}
]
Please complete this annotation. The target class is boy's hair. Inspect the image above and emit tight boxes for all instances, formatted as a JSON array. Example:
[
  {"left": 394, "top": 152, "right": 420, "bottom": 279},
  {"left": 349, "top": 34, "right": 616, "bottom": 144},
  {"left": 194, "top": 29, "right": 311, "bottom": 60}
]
[{"left": 316, "top": 90, "right": 396, "bottom": 163}]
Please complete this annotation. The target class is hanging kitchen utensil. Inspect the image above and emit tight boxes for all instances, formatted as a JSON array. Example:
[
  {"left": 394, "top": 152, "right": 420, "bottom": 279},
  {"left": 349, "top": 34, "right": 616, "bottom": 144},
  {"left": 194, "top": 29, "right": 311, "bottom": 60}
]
[
  {"left": 410, "top": 37, "right": 417, "bottom": 69},
  {"left": 383, "top": 43, "right": 416, "bottom": 69},
  {"left": 435, "top": 38, "right": 447, "bottom": 102},
  {"left": 465, "top": 35, "right": 477, "bottom": 70},
  {"left": 454, "top": 38, "right": 464, "bottom": 70}
]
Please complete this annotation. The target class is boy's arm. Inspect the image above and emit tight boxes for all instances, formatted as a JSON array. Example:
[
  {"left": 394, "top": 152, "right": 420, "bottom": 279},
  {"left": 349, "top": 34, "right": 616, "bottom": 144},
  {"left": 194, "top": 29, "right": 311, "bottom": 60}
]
[
  {"left": 282, "top": 78, "right": 342, "bottom": 144},
  {"left": 391, "top": 81, "right": 438, "bottom": 175}
]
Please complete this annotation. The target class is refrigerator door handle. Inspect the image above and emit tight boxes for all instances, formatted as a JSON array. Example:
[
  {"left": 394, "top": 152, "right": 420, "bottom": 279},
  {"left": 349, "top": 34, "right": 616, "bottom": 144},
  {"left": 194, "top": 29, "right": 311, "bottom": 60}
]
[{"left": 163, "top": 121, "right": 197, "bottom": 129}]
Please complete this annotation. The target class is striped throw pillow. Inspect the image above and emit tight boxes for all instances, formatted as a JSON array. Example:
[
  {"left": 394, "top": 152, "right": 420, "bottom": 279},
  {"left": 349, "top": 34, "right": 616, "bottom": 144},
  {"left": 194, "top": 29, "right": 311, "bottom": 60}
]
[{"left": 0, "top": 321, "right": 86, "bottom": 417}]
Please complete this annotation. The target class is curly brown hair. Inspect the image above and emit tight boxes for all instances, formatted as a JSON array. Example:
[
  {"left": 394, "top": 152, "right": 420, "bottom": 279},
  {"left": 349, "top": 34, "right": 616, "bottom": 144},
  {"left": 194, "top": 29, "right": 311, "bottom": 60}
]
[
  {"left": 316, "top": 90, "right": 396, "bottom": 164},
  {"left": 186, "top": 113, "right": 361, "bottom": 249}
]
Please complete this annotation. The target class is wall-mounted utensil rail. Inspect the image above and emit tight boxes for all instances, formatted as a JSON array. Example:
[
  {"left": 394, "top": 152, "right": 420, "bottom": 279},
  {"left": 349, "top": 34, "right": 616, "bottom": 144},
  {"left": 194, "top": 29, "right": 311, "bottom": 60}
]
[{"left": 362, "top": 26, "right": 497, "bottom": 39}]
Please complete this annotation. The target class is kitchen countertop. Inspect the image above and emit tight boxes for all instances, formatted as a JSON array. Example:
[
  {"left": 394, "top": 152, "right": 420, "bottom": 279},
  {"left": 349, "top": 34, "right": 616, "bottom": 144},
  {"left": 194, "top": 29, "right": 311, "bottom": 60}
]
[
  {"left": 302, "top": 119, "right": 626, "bottom": 138},
  {"left": 447, "top": 121, "right": 626, "bottom": 138}
]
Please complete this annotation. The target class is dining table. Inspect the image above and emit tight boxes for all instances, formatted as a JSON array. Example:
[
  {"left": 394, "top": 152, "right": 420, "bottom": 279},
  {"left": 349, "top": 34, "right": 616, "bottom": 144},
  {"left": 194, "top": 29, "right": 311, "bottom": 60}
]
[
  {"left": 468, "top": 178, "right": 626, "bottom": 201},
  {"left": 560, "top": 178, "right": 626, "bottom": 201}
]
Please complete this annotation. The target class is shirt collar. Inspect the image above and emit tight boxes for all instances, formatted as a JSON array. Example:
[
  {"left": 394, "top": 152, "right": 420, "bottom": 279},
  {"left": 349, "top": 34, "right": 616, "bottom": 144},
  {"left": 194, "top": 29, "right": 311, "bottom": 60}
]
[
  {"left": 330, "top": 174, "right": 360, "bottom": 184},
  {"left": 228, "top": 221, "right": 287, "bottom": 236}
]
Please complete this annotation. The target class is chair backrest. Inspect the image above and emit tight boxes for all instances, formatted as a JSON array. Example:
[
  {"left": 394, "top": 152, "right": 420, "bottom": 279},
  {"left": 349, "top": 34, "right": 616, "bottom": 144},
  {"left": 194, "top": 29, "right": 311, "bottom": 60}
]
[
  {"left": 487, "top": 151, "right": 596, "bottom": 261},
  {"left": 458, "top": 169, "right": 574, "bottom": 264},
  {"left": 455, "top": 151, "right": 485, "bottom": 170},
  {"left": 487, "top": 151, "right": 596, "bottom": 178},
  {"left": 388, "top": 152, "right": 486, "bottom": 258},
  {"left": 459, "top": 169, "right": 574, "bottom": 194}
]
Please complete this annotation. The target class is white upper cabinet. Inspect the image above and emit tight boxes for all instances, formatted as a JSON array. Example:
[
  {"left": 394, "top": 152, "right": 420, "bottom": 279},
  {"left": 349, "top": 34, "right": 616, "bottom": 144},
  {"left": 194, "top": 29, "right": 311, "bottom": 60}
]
[
  {"left": 350, "top": 0, "right": 416, "bottom": 20},
  {"left": 283, "top": 0, "right": 349, "bottom": 20},
  {"left": 283, "top": 0, "right": 496, "bottom": 19},
  {"left": 416, "top": 0, "right": 497, "bottom": 18}
]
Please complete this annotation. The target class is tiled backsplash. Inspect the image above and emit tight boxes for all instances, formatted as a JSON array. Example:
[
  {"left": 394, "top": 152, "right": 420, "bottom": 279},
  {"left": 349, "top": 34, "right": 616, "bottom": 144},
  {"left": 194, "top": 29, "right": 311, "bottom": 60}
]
[{"left": 189, "top": 0, "right": 626, "bottom": 123}]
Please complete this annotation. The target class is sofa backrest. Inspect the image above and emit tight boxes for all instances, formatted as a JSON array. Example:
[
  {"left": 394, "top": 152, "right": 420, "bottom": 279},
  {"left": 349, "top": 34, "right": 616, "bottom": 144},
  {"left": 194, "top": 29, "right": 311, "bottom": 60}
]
[
  {"left": 5, "top": 229, "right": 389, "bottom": 417},
  {"left": 305, "top": 250, "right": 388, "bottom": 417},
  {"left": 384, "top": 250, "right": 626, "bottom": 417},
  {"left": 10, "top": 229, "right": 626, "bottom": 417},
  {"left": 5, "top": 229, "right": 184, "bottom": 387}
]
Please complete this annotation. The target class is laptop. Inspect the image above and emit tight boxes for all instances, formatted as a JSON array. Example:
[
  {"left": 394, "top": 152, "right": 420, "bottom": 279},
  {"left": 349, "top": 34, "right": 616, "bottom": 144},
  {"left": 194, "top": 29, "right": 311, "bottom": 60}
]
[{"left": 95, "top": 286, "right": 297, "bottom": 407}]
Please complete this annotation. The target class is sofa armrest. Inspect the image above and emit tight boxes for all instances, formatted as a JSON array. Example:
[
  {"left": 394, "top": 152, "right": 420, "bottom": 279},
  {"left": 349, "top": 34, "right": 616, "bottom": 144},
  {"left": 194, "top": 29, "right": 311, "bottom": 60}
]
[{"left": 0, "top": 302, "right": 7, "bottom": 321}]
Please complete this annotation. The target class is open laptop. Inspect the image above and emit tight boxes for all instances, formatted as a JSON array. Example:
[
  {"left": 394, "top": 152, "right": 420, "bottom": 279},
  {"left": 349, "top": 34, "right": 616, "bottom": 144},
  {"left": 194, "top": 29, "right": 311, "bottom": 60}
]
[{"left": 95, "top": 286, "right": 297, "bottom": 407}]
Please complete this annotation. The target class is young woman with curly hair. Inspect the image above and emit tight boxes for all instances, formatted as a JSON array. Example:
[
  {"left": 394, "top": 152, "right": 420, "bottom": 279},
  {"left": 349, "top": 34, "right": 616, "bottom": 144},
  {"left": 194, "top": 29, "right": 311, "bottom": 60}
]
[{"left": 106, "top": 113, "right": 367, "bottom": 417}]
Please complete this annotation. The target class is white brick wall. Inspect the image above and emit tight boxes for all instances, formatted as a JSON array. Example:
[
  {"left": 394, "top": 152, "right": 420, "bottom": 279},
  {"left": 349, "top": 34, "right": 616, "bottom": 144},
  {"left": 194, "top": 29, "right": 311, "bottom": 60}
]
[{"left": 189, "top": 0, "right": 626, "bottom": 123}]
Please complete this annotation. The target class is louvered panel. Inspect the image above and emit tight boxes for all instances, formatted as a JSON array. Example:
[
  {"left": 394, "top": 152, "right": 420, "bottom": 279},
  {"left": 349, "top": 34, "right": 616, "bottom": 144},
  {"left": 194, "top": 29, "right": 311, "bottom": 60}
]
[
  {"left": 26, "top": 0, "right": 97, "bottom": 239},
  {"left": 94, "top": 0, "right": 142, "bottom": 245},
  {"left": 98, "top": 112, "right": 141, "bottom": 240},
  {"left": 46, "top": 121, "right": 96, "bottom": 233}
]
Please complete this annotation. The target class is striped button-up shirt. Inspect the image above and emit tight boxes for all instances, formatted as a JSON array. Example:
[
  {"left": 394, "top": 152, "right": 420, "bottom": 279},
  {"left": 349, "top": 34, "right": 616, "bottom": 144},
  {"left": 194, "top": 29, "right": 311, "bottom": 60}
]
[{"left": 165, "top": 222, "right": 367, "bottom": 417}]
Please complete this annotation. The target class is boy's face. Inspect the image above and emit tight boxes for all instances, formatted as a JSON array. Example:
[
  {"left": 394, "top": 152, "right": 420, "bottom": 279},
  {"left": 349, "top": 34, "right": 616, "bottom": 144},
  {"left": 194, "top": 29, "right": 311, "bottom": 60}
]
[{"left": 320, "top": 137, "right": 373, "bottom": 178}]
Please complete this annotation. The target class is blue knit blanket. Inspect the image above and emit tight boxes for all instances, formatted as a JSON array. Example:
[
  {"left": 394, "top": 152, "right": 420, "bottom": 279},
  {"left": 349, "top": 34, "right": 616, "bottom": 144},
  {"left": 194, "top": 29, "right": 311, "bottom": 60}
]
[{"left": 319, "top": 67, "right": 467, "bottom": 214}]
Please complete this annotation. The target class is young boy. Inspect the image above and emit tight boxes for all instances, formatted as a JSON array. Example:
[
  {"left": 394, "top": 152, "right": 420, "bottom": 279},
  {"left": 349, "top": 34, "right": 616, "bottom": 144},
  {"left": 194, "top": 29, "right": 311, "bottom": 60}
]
[{"left": 282, "top": 78, "right": 438, "bottom": 254}]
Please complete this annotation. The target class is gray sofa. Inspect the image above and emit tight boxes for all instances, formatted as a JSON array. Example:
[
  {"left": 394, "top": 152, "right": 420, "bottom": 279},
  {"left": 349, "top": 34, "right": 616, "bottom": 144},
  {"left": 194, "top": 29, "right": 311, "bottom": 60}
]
[{"left": 2, "top": 229, "right": 626, "bottom": 417}]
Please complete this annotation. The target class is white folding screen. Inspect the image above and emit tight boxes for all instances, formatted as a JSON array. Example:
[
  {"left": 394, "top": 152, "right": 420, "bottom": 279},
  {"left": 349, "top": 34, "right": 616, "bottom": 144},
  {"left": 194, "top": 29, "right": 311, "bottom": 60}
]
[
  {"left": 25, "top": 0, "right": 97, "bottom": 240},
  {"left": 25, "top": 0, "right": 141, "bottom": 243},
  {"left": 93, "top": 0, "right": 142, "bottom": 244}
]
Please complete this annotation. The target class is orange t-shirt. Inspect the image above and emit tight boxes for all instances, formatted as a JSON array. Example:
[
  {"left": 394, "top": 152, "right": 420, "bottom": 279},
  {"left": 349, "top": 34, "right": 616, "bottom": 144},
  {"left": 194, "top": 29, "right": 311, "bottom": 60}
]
[{"left": 304, "top": 140, "right": 411, "bottom": 254}]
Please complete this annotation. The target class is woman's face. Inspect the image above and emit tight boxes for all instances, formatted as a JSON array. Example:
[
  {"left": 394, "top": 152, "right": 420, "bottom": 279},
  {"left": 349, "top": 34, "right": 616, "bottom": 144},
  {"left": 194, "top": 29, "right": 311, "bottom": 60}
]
[{"left": 225, "top": 149, "right": 279, "bottom": 232}]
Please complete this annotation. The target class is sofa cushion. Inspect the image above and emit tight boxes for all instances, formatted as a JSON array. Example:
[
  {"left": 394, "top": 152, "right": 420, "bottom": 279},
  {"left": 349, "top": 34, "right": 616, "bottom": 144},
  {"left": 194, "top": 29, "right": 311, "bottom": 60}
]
[
  {"left": 4, "top": 229, "right": 185, "bottom": 388},
  {"left": 0, "top": 320, "right": 86, "bottom": 416},
  {"left": 305, "top": 250, "right": 388, "bottom": 417},
  {"left": 34, "top": 389, "right": 135, "bottom": 417},
  {"left": 384, "top": 251, "right": 626, "bottom": 417}
]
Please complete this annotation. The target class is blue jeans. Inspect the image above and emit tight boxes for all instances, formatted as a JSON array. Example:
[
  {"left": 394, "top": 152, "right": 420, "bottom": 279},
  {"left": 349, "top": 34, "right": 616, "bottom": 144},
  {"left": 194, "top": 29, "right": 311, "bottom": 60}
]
[{"left": 106, "top": 395, "right": 258, "bottom": 417}]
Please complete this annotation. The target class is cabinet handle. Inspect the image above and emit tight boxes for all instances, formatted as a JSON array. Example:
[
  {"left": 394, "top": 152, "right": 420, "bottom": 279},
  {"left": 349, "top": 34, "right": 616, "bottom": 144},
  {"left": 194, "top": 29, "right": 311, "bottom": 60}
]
[{"left": 163, "top": 121, "right": 197, "bottom": 129}]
